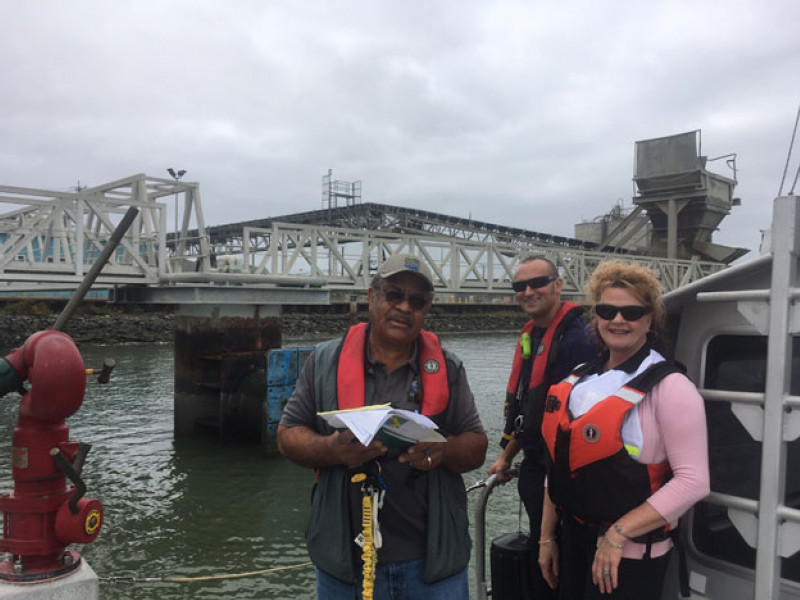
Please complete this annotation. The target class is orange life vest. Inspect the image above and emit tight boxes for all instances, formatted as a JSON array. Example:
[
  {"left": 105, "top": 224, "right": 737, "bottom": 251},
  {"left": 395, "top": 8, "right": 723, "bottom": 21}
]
[
  {"left": 542, "top": 361, "right": 681, "bottom": 524},
  {"left": 505, "top": 301, "right": 582, "bottom": 396},
  {"left": 336, "top": 322, "right": 449, "bottom": 416},
  {"left": 502, "top": 302, "right": 585, "bottom": 450}
]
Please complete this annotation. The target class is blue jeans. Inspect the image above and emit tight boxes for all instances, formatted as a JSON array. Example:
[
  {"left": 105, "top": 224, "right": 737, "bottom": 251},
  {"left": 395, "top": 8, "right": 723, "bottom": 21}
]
[{"left": 316, "top": 559, "right": 469, "bottom": 600}]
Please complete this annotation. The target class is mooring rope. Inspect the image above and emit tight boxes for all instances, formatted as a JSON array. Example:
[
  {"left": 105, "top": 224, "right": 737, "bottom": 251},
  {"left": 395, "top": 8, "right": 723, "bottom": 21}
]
[{"left": 99, "top": 560, "right": 314, "bottom": 585}]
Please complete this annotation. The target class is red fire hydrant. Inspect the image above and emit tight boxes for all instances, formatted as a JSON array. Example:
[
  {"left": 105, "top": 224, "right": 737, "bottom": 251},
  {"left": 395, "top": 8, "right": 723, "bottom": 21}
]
[{"left": 0, "top": 330, "right": 103, "bottom": 582}]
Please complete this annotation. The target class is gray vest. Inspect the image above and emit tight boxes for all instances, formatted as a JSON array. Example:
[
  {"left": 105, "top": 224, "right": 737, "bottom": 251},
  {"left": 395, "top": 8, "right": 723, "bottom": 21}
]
[{"left": 305, "top": 334, "right": 471, "bottom": 584}]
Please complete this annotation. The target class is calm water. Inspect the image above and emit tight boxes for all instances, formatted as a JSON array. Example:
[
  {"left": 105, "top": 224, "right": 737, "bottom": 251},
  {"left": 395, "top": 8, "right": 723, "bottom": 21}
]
[{"left": 0, "top": 333, "right": 528, "bottom": 599}]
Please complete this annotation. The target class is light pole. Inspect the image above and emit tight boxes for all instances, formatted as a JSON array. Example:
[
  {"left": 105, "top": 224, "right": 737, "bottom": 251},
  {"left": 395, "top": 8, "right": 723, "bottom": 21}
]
[{"left": 166, "top": 168, "right": 187, "bottom": 246}]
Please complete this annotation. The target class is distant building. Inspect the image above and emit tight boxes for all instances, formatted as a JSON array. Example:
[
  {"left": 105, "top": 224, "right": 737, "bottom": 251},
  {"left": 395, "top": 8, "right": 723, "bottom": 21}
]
[{"left": 574, "top": 202, "right": 651, "bottom": 253}]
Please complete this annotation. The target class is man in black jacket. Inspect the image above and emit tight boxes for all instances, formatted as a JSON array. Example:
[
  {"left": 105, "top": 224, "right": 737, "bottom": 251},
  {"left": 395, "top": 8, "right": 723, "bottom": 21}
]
[{"left": 488, "top": 256, "right": 597, "bottom": 599}]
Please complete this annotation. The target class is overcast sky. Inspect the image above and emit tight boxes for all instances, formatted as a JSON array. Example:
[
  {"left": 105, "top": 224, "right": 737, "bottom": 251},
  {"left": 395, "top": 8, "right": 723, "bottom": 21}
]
[{"left": 2, "top": 1, "right": 799, "bottom": 259}]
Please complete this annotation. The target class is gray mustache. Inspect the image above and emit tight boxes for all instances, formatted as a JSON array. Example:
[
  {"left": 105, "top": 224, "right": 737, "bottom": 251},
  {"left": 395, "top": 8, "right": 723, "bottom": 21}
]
[{"left": 387, "top": 311, "right": 413, "bottom": 326}]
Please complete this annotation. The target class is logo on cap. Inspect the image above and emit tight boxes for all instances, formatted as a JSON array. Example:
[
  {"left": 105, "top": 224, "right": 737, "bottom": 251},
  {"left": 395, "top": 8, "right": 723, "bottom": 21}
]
[{"left": 405, "top": 256, "right": 421, "bottom": 271}]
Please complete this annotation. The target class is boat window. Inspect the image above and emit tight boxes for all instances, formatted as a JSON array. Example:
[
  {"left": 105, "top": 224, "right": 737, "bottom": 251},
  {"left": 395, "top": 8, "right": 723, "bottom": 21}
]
[{"left": 695, "top": 334, "right": 800, "bottom": 582}]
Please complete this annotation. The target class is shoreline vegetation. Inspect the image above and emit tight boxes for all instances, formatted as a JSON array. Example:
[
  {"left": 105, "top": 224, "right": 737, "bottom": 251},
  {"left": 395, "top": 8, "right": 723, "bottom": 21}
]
[{"left": 0, "top": 300, "right": 529, "bottom": 349}]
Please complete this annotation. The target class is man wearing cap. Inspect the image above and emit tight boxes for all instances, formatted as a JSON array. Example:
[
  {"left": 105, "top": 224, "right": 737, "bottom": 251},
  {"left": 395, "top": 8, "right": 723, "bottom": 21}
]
[
  {"left": 487, "top": 256, "right": 597, "bottom": 600},
  {"left": 278, "top": 252, "right": 488, "bottom": 600}
]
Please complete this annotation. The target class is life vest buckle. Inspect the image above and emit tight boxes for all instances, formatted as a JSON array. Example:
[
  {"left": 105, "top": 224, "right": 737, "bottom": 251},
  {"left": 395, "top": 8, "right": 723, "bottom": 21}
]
[
  {"left": 514, "top": 414, "right": 524, "bottom": 434},
  {"left": 545, "top": 394, "right": 561, "bottom": 413}
]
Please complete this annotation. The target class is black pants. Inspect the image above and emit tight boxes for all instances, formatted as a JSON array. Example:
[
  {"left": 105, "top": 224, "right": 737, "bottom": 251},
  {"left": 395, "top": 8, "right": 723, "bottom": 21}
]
[
  {"left": 558, "top": 515, "right": 671, "bottom": 600},
  {"left": 517, "top": 457, "right": 558, "bottom": 600}
]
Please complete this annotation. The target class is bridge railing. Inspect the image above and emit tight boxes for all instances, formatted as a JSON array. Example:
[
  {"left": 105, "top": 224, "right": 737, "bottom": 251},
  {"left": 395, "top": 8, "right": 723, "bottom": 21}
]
[
  {"left": 0, "top": 174, "right": 213, "bottom": 291},
  {"left": 241, "top": 222, "right": 727, "bottom": 297}
]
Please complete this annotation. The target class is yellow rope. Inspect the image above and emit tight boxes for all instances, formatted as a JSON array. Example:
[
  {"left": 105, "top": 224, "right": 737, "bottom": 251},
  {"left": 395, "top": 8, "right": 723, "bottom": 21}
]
[{"left": 361, "top": 492, "right": 376, "bottom": 600}]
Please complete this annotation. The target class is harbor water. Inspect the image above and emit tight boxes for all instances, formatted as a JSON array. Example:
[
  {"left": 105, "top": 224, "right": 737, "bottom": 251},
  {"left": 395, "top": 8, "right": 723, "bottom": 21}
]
[{"left": 0, "top": 333, "right": 528, "bottom": 599}]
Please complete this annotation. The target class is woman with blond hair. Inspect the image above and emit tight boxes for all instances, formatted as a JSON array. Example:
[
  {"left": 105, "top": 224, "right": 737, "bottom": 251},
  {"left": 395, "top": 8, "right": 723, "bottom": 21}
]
[{"left": 538, "top": 261, "right": 709, "bottom": 599}]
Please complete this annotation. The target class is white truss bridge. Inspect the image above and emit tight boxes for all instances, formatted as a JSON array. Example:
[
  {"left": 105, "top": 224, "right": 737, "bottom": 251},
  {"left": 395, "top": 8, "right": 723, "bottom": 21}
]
[{"left": 0, "top": 174, "right": 730, "bottom": 302}]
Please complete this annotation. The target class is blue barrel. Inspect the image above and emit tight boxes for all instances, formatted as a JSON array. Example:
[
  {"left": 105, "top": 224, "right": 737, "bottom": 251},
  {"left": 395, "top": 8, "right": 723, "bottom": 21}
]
[{"left": 264, "top": 346, "right": 314, "bottom": 453}]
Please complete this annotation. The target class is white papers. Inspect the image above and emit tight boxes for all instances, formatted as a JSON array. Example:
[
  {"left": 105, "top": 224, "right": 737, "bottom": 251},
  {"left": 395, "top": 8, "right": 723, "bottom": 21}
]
[{"left": 317, "top": 404, "right": 446, "bottom": 448}]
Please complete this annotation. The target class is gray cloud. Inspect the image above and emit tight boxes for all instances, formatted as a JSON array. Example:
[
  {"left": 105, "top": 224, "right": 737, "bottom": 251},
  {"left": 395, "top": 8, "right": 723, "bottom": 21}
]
[{"left": 2, "top": 0, "right": 799, "bottom": 259}]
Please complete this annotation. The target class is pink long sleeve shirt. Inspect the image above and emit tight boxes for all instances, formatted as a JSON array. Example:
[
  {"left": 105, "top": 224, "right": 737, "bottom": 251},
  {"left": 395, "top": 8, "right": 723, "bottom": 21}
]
[{"left": 625, "top": 371, "right": 711, "bottom": 557}]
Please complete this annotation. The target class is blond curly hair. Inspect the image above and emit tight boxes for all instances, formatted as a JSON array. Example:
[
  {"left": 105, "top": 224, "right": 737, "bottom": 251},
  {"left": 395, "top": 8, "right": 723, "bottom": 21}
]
[{"left": 584, "top": 261, "right": 666, "bottom": 332}]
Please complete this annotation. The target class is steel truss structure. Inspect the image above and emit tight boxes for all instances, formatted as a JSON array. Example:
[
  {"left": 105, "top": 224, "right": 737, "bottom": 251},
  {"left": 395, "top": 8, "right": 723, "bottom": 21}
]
[
  {"left": 0, "top": 174, "right": 209, "bottom": 291},
  {"left": 240, "top": 221, "right": 725, "bottom": 298},
  {"left": 0, "top": 175, "right": 727, "bottom": 298}
]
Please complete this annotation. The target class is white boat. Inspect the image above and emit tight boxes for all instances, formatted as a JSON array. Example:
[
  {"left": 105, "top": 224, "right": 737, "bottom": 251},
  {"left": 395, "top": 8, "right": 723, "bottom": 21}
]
[{"left": 660, "top": 194, "right": 800, "bottom": 599}]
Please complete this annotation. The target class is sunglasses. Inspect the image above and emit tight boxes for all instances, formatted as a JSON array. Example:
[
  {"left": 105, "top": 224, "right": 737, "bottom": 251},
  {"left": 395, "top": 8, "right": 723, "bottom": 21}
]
[
  {"left": 594, "top": 304, "right": 651, "bottom": 321},
  {"left": 380, "top": 288, "right": 430, "bottom": 311},
  {"left": 511, "top": 275, "right": 558, "bottom": 292}
]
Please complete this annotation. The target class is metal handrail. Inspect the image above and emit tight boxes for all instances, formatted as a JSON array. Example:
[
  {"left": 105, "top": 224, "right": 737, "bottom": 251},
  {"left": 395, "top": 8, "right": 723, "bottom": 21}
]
[{"left": 471, "top": 464, "right": 520, "bottom": 600}]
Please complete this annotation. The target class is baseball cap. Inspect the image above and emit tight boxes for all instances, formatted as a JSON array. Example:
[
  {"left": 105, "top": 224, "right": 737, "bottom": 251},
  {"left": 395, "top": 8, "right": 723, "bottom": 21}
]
[{"left": 376, "top": 253, "right": 434, "bottom": 291}]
